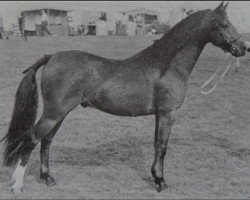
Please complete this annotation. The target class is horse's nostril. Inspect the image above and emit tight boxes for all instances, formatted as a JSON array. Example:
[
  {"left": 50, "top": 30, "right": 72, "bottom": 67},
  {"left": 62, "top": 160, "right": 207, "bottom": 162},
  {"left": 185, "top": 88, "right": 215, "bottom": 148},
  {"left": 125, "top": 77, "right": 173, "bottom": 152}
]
[
  {"left": 242, "top": 45, "right": 247, "bottom": 52},
  {"left": 230, "top": 46, "right": 237, "bottom": 53}
]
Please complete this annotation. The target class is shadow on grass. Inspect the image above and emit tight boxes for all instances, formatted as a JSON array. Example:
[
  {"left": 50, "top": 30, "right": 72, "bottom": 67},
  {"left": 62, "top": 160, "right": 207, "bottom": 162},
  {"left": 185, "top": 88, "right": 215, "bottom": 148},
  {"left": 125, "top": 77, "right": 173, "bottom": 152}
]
[{"left": 28, "top": 134, "right": 155, "bottom": 188}]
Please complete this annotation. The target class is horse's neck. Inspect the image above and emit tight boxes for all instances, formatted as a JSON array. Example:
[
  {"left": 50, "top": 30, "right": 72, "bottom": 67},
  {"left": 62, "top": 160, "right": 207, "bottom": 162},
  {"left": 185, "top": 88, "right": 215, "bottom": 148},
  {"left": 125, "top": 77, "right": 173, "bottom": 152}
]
[
  {"left": 137, "top": 31, "right": 204, "bottom": 76},
  {"left": 133, "top": 11, "right": 210, "bottom": 79},
  {"left": 167, "top": 41, "right": 204, "bottom": 81},
  {"left": 135, "top": 40, "right": 205, "bottom": 80},
  {"left": 153, "top": 11, "right": 210, "bottom": 77}
]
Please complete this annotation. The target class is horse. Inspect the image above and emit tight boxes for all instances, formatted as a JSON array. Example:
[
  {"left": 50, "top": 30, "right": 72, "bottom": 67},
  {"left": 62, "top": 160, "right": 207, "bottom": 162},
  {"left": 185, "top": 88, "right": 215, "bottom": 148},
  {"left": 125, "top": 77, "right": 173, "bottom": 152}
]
[{"left": 2, "top": 2, "right": 246, "bottom": 193}]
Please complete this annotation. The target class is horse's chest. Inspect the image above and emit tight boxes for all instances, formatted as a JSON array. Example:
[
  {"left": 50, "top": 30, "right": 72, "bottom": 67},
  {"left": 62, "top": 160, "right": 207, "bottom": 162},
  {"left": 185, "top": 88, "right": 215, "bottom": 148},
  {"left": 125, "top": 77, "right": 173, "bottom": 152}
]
[{"left": 155, "top": 74, "right": 187, "bottom": 110}]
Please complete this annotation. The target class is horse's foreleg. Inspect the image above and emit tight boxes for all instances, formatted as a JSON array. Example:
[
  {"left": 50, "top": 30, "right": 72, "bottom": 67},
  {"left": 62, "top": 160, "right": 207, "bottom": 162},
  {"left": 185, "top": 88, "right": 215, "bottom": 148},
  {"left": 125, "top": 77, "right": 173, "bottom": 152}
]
[
  {"left": 40, "top": 119, "right": 64, "bottom": 186},
  {"left": 11, "top": 116, "right": 61, "bottom": 193},
  {"left": 151, "top": 110, "right": 176, "bottom": 192}
]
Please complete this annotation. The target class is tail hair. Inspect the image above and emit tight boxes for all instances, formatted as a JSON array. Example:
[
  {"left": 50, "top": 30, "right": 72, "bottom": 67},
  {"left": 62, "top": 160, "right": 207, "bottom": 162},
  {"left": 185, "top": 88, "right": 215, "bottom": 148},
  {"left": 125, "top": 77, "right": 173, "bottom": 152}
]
[
  {"left": 3, "top": 69, "right": 38, "bottom": 166},
  {"left": 3, "top": 54, "right": 52, "bottom": 166}
]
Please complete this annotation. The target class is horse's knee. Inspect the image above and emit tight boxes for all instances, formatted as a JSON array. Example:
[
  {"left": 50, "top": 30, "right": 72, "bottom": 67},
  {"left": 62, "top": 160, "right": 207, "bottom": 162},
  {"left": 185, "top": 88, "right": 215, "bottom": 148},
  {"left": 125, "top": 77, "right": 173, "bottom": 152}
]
[
  {"left": 20, "top": 118, "right": 58, "bottom": 157},
  {"left": 41, "top": 136, "right": 53, "bottom": 147}
]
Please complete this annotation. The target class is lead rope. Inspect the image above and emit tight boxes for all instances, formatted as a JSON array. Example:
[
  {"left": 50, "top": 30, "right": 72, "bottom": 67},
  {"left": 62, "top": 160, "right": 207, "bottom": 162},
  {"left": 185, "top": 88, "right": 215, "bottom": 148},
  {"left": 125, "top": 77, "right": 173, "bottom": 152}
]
[{"left": 201, "top": 55, "right": 234, "bottom": 95}]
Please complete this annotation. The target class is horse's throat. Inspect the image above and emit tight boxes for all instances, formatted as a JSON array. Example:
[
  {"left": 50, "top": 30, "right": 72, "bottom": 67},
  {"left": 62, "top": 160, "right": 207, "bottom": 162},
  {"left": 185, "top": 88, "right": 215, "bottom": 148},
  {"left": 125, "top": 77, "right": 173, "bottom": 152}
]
[{"left": 169, "top": 43, "right": 203, "bottom": 79}]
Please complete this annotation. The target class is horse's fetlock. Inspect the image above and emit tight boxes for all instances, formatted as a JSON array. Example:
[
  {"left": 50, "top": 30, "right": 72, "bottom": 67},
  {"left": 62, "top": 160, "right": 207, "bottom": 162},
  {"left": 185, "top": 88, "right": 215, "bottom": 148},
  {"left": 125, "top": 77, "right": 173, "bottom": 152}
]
[
  {"left": 40, "top": 172, "right": 49, "bottom": 179},
  {"left": 154, "top": 176, "right": 165, "bottom": 185}
]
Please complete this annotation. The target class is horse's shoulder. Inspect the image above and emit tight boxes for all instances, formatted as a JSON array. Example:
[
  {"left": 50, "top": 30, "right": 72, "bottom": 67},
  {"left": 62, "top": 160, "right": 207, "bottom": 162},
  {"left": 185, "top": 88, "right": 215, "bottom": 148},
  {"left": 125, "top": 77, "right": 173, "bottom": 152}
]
[{"left": 154, "top": 71, "right": 187, "bottom": 106}]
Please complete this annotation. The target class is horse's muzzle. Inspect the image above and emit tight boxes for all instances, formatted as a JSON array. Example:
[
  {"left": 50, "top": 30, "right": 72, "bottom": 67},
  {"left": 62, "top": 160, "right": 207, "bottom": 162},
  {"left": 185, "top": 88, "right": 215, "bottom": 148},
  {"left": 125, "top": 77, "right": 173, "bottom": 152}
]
[{"left": 230, "top": 42, "right": 246, "bottom": 57}]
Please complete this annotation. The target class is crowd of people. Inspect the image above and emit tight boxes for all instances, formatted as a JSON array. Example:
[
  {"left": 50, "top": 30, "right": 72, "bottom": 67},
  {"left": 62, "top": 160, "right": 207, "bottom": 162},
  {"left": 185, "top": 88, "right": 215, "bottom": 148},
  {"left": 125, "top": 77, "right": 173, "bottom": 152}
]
[
  {"left": 0, "top": 10, "right": 163, "bottom": 40},
  {"left": 116, "top": 12, "right": 145, "bottom": 36}
]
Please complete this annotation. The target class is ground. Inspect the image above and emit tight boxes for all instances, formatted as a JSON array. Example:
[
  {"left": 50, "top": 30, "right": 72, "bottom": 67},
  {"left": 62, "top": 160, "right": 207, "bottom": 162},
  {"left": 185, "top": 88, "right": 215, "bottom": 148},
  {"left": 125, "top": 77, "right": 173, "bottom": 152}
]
[{"left": 0, "top": 34, "right": 250, "bottom": 199}]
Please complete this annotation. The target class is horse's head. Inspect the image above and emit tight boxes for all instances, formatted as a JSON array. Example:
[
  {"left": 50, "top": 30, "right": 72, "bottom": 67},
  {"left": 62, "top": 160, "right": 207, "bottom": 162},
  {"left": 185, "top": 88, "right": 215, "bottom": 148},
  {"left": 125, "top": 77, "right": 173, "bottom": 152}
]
[{"left": 207, "top": 2, "right": 246, "bottom": 57}]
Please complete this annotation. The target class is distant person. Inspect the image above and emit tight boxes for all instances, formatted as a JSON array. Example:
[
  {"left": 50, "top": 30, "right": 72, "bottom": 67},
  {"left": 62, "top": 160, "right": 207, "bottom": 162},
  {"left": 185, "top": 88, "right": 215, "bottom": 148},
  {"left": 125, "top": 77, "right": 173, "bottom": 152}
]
[
  {"left": 151, "top": 20, "right": 157, "bottom": 35},
  {"left": 40, "top": 10, "right": 52, "bottom": 36},
  {"left": 186, "top": 9, "right": 194, "bottom": 16},
  {"left": 127, "top": 15, "right": 136, "bottom": 36},
  {"left": 120, "top": 12, "right": 128, "bottom": 36},
  {"left": 99, "top": 12, "right": 107, "bottom": 21},
  {"left": 116, "top": 11, "right": 123, "bottom": 35},
  {"left": 136, "top": 14, "right": 144, "bottom": 35},
  {"left": 128, "top": 15, "right": 134, "bottom": 22},
  {"left": 18, "top": 12, "right": 27, "bottom": 41},
  {"left": 0, "top": 14, "right": 9, "bottom": 40}
]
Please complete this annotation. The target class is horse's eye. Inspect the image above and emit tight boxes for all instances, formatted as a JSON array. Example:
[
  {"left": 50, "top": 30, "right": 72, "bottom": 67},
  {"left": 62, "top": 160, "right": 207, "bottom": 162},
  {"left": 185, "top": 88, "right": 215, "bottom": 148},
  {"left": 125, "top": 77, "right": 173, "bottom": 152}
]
[{"left": 221, "top": 22, "right": 229, "bottom": 28}]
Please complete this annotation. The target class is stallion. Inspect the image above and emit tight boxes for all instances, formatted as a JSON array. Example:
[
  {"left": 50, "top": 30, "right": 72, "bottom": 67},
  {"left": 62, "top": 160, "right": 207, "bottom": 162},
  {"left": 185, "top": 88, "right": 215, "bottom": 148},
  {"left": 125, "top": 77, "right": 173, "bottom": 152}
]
[{"left": 2, "top": 2, "right": 246, "bottom": 193}]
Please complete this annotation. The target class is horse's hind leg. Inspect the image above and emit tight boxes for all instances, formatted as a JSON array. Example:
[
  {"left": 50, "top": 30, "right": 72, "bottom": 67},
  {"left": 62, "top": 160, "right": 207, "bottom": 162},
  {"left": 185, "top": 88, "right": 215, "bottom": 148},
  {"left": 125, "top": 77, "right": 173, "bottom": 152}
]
[
  {"left": 39, "top": 118, "right": 64, "bottom": 186},
  {"left": 10, "top": 89, "right": 80, "bottom": 194},
  {"left": 10, "top": 116, "right": 61, "bottom": 193}
]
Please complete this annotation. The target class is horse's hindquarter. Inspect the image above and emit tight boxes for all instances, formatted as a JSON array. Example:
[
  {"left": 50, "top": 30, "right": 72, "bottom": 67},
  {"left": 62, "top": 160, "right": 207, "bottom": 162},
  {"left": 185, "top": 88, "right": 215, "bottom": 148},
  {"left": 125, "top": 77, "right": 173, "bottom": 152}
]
[{"left": 41, "top": 51, "right": 108, "bottom": 113}]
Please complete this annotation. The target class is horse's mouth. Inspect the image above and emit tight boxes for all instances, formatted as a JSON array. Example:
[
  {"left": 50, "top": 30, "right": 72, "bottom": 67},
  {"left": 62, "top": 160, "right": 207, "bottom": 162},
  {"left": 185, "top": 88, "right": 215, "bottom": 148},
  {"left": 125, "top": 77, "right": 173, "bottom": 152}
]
[
  {"left": 222, "top": 42, "right": 246, "bottom": 57},
  {"left": 231, "top": 50, "right": 245, "bottom": 57}
]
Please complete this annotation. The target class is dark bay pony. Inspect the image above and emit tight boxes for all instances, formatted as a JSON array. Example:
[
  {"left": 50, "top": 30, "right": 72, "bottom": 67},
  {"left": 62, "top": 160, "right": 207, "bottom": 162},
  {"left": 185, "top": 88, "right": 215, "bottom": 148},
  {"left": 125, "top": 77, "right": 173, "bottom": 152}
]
[{"left": 2, "top": 2, "right": 246, "bottom": 193}]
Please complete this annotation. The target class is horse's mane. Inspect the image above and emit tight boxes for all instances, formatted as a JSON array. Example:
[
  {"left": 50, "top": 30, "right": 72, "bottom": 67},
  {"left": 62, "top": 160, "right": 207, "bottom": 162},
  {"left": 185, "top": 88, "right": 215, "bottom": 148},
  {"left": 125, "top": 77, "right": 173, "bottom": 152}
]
[{"left": 132, "top": 9, "right": 212, "bottom": 65}]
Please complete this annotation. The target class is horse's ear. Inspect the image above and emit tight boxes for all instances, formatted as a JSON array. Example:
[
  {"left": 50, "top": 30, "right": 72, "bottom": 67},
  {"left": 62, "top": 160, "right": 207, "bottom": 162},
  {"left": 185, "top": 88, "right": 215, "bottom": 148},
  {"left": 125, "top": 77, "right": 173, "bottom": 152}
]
[
  {"left": 214, "top": 1, "right": 224, "bottom": 12},
  {"left": 223, "top": 2, "right": 229, "bottom": 10}
]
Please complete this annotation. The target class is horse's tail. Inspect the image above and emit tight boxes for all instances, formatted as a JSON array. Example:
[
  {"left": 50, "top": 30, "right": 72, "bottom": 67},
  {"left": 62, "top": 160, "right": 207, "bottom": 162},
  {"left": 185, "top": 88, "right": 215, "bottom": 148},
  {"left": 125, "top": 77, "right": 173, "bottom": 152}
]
[{"left": 3, "top": 54, "right": 52, "bottom": 166}]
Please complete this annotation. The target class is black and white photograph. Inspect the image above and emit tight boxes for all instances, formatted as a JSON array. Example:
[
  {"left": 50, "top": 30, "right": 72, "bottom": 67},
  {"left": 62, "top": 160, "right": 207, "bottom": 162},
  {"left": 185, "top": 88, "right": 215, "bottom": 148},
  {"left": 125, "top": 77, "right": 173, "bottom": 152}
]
[{"left": 0, "top": 1, "right": 250, "bottom": 199}]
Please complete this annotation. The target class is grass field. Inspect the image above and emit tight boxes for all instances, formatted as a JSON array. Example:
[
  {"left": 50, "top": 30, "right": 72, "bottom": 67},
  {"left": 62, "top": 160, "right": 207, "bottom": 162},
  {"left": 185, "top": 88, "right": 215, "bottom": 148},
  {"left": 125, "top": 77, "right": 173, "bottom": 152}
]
[{"left": 0, "top": 34, "right": 250, "bottom": 199}]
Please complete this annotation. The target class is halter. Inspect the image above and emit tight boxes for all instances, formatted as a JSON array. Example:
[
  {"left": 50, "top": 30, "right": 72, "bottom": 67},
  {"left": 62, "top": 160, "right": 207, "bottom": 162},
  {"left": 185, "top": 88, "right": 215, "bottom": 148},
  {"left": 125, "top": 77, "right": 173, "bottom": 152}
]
[
  {"left": 200, "top": 17, "right": 242, "bottom": 95},
  {"left": 212, "top": 17, "right": 241, "bottom": 45}
]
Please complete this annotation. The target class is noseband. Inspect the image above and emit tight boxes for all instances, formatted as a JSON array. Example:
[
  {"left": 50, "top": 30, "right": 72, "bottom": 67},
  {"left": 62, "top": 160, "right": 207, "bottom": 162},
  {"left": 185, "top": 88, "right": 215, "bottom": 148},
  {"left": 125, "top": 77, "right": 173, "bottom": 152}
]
[{"left": 212, "top": 17, "right": 241, "bottom": 44}]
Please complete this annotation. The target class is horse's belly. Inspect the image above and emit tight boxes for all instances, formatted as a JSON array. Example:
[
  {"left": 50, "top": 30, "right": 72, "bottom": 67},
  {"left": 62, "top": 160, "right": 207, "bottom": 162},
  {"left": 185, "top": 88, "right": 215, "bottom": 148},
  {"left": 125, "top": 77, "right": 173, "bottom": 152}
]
[
  {"left": 92, "top": 81, "right": 155, "bottom": 116},
  {"left": 93, "top": 100, "right": 155, "bottom": 116}
]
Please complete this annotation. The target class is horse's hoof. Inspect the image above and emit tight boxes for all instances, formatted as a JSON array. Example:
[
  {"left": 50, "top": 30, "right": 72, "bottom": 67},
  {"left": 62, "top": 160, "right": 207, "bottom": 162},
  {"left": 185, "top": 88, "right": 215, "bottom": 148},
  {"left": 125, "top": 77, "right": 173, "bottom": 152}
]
[
  {"left": 11, "top": 187, "right": 23, "bottom": 194},
  {"left": 157, "top": 182, "right": 167, "bottom": 192},
  {"left": 46, "top": 176, "right": 56, "bottom": 186},
  {"left": 39, "top": 174, "right": 56, "bottom": 186},
  {"left": 153, "top": 176, "right": 167, "bottom": 192}
]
